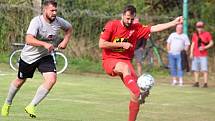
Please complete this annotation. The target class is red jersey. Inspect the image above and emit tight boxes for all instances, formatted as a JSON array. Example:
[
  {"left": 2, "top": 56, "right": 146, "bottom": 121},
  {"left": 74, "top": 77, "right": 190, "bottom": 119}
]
[
  {"left": 192, "top": 31, "right": 213, "bottom": 57},
  {"left": 100, "top": 20, "right": 151, "bottom": 60}
]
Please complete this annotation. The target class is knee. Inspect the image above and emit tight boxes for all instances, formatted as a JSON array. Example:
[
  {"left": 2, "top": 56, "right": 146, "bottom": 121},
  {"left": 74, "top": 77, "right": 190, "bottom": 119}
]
[
  {"left": 47, "top": 78, "right": 57, "bottom": 85},
  {"left": 169, "top": 63, "right": 175, "bottom": 68},
  {"left": 43, "top": 72, "right": 57, "bottom": 85},
  {"left": 136, "top": 62, "right": 142, "bottom": 66},
  {"left": 13, "top": 78, "right": 26, "bottom": 88},
  {"left": 44, "top": 79, "right": 56, "bottom": 91},
  {"left": 178, "top": 63, "right": 183, "bottom": 70},
  {"left": 50, "top": 79, "right": 57, "bottom": 84},
  {"left": 114, "top": 62, "right": 130, "bottom": 75}
]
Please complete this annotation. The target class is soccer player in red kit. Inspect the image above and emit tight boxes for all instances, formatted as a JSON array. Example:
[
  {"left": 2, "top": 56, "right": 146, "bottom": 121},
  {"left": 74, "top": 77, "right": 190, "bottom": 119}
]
[{"left": 99, "top": 5, "right": 183, "bottom": 121}]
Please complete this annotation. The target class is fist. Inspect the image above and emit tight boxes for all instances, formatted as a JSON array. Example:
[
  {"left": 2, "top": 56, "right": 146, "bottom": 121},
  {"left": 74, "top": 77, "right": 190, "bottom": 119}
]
[
  {"left": 122, "top": 42, "right": 133, "bottom": 50},
  {"left": 199, "top": 46, "right": 205, "bottom": 51},
  {"left": 190, "top": 53, "right": 193, "bottom": 59},
  {"left": 58, "top": 41, "right": 67, "bottom": 49},
  {"left": 44, "top": 43, "right": 54, "bottom": 53},
  {"left": 174, "top": 16, "right": 183, "bottom": 25}
]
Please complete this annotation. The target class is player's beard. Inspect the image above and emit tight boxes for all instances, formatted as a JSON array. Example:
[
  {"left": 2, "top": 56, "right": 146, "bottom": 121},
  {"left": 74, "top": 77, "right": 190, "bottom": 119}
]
[
  {"left": 122, "top": 20, "right": 132, "bottom": 28},
  {"left": 46, "top": 14, "right": 56, "bottom": 23}
]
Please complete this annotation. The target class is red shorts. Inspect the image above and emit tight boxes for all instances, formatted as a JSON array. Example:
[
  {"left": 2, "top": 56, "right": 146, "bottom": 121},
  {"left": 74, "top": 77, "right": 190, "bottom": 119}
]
[{"left": 102, "top": 58, "right": 137, "bottom": 80}]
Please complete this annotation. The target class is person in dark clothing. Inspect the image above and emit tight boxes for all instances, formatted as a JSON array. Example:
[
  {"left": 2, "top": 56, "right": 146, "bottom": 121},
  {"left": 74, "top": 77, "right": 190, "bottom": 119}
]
[{"left": 134, "top": 38, "right": 147, "bottom": 76}]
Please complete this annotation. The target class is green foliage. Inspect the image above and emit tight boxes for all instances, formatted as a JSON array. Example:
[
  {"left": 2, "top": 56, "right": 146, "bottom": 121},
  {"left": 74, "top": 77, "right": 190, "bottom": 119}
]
[
  {"left": 0, "top": 0, "right": 33, "bottom": 51},
  {"left": 0, "top": 0, "right": 214, "bottom": 72},
  {"left": 1, "top": 0, "right": 215, "bottom": 50},
  {"left": 66, "top": 57, "right": 103, "bottom": 74},
  {"left": 0, "top": 52, "right": 10, "bottom": 63}
]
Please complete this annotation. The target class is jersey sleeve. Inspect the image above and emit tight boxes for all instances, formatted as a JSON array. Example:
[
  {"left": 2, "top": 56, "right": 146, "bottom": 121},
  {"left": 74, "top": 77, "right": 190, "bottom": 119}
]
[
  {"left": 136, "top": 24, "right": 151, "bottom": 40},
  {"left": 26, "top": 17, "right": 40, "bottom": 37},
  {"left": 57, "top": 17, "right": 72, "bottom": 30},
  {"left": 100, "top": 21, "right": 113, "bottom": 41}
]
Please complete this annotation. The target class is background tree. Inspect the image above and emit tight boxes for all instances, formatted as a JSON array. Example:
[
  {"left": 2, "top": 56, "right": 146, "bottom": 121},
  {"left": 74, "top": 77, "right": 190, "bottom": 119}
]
[{"left": 0, "top": 0, "right": 214, "bottom": 71}]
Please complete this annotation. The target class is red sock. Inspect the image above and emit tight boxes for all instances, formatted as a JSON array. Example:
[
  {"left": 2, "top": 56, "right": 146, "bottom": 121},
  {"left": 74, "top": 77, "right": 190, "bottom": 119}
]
[
  {"left": 129, "top": 100, "right": 140, "bottom": 121},
  {"left": 123, "top": 75, "right": 140, "bottom": 97}
]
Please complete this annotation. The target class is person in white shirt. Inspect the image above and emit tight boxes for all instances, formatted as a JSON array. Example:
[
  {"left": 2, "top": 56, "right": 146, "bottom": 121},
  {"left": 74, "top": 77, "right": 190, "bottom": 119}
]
[{"left": 167, "top": 24, "right": 190, "bottom": 86}]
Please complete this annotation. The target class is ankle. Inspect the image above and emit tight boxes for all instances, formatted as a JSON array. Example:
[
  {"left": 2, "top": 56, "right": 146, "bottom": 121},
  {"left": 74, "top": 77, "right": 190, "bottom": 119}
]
[
  {"left": 173, "top": 80, "right": 177, "bottom": 83},
  {"left": 4, "top": 101, "right": 12, "bottom": 106},
  {"left": 28, "top": 103, "right": 36, "bottom": 107}
]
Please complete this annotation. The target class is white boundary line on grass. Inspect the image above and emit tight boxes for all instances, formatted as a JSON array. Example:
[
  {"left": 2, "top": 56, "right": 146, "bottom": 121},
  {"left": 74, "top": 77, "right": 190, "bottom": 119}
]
[
  {"left": 47, "top": 98, "right": 101, "bottom": 105},
  {"left": 0, "top": 73, "right": 15, "bottom": 76}
]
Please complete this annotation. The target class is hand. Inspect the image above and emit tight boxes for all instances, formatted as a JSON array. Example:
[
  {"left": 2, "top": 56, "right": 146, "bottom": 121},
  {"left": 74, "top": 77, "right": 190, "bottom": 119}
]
[
  {"left": 190, "top": 53, "right": 193, "bottom": 59},
  {"left": 199, "top": 46, "right": 206, "bottom": 51},
  {"left": 172, "top": 16, "right": 183, "bottom": 25},
  {"left": 121, "top": 42, "right": 133, "bottom": 49},
  {"left": 44, "top": 43, "right": 54, "bottom": 53},
  {"left": 139, "top": 47, "right": 144, "bottom": 51},
  {"left": 58, "top": 41, "right": 68, "bottom": 49}
]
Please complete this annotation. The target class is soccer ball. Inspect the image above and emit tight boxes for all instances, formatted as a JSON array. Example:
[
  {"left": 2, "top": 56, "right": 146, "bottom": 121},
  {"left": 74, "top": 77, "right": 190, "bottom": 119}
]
[{"left": 137, "top": 74, "right": 155, "bottom": 91}]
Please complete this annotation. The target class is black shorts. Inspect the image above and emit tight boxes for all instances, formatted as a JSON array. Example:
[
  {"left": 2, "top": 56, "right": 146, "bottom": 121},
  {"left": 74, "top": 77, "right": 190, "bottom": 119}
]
[{"left": 18, "top": 55, "right": 56, "bottom": 79}]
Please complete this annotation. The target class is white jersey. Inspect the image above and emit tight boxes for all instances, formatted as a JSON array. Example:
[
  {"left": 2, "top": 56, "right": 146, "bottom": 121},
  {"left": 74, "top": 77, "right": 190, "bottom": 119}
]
[
  {"left": 167, "top": 32, "right": 190, "bottom": 55},
  {"left": 21, "top": 15, "right": 71, "bottom": 64}
]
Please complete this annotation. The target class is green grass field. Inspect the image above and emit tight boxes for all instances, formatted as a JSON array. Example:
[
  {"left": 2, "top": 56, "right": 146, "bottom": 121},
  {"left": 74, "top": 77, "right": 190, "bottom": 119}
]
[{"left": 0, "top": 64, "right": 215, "bottom": 121}]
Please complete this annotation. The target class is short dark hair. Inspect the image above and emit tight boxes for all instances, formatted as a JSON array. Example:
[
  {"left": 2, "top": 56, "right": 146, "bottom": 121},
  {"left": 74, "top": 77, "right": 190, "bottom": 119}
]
[
  {"left": 123, "top": 5, "right": 136, "bottom": 16},
  {"left": 43, "top": 0, "right": 57, "bottom": 7}
]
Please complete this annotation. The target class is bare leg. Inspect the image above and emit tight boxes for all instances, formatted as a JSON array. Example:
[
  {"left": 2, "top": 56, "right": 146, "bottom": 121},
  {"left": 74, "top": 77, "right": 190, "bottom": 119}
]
[
  {"left": 202, "top": 71, "right": 208, "bottom": 88},
  {"left": 136, "top": 62, "right": 142, "bottom": 77},
  {"left": 203, "top": 71, "right": 208, "bottom": 84},
  {"left": 114, "top": 62, "right": 131, "bottom": 78},
  {"left": 194, "top": 72, "right": 199, "bottom": 83},
  {"left": 193, "top": 71, "right": 199, "bottom": 87}
]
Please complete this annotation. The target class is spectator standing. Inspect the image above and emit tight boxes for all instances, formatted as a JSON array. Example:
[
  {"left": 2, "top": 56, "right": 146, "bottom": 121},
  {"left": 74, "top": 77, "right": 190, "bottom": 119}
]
[
  {"left": 167, "top": 24, "right": 190, "bottom": 86},
  {"left": 190, "top": 21, "right": 214, "bottom": 88}
]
